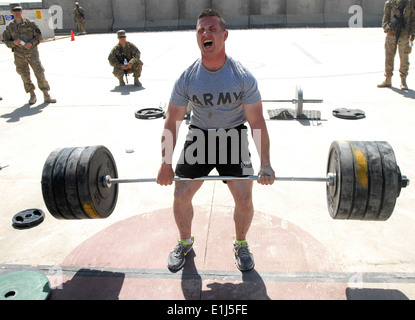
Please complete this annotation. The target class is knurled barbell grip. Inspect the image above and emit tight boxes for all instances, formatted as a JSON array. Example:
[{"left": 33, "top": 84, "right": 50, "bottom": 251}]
[{"left": 103, "top": 173, "right": 336, "bottom": 188}]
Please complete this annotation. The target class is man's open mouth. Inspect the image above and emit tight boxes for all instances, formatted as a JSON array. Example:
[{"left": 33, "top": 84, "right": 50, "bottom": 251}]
[{"left": 204, "top": 40, "right": 213, "bottom": 48}]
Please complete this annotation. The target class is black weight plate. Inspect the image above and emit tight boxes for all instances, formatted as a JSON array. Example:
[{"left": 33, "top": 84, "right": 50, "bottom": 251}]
[
  {"left": 135, "top": 108, "right": 165, "bottom": 120},
  {"left": 64, "top": 147, "right": 90, "bottom": 219},
  {"left": 77, "top": 146, "right": 118, "bottom": 219},
  {"left": 361, "top": 142, "right": 384, "bottom": 220},
  {"left": 333, "top": 108, "right": 366, "bottom": 120},
  {"left": 326, "top": 141, "right": 355, "bottom": 219},
  {"left": 0, "top": 271, "right": 50, "bottom": 300},
  {"left": 12, "top": 209, "right": 45, "bottom": 228},
  {"left": 41, "top": 148, "right": 65, "bottom": 220},
  {"left": 376, "top": 141, "right": 399, "bottom": 221},
  {"left": 348, "top": 141, "right": 369, "bottom": 220},
  {"left": 52, "top": 147, "right": 79, "bottom": 220}
]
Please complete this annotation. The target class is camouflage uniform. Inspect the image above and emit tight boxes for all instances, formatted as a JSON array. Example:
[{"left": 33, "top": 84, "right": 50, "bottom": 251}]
[
  {"left": 108, "top": 40, "right": 143, "bottom": 86},
  {"left": 2, "top": 15, "right": 55, "bottom": 103},
  {"left": 73, "top": 2, "right": 86, "bottom": 34},
  {"left": 378, "top": 0, "right": 415, "bottom": 89}
]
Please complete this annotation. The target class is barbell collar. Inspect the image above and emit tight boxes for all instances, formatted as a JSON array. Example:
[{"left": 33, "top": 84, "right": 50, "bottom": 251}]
[
  {"left": 103, "top": 173, "right": 336, "bottom": 189},
  {"left": 401, "top": 176, "right": 410, "bottom": 188}
]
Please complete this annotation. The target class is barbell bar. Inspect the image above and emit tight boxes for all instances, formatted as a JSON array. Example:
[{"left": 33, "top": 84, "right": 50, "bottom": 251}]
[
  {"left": 263, "top": 99, "right": 323, "bottom": 103},
  {"left": 41, "top": 140, "right": 409, "bottom": 222},
  {"left": 262, "top": 85, "right": 323, "bottom": 118},
  {"left": 102, "top": 174, "right": 335, "bottom": 188}
]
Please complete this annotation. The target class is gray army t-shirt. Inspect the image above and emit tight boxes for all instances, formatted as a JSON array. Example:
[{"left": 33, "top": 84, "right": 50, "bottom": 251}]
[{"left": 170, "top": 56, "right": 261, "bottom": 130}]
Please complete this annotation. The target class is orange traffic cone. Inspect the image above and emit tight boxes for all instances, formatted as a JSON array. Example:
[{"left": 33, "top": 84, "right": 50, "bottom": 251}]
[{"left": 71, "top": 30, "right": 75, "bottom": 41}]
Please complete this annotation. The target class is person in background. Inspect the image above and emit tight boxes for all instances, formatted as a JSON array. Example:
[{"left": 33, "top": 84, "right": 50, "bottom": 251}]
[
  {"left": 378, "top": 0, "right": 415, "bottom": 90},
  {"left": 73, "top": 2, "right": 86, "bottom": 35},
  {"left": 2, "top": 3, "right": 56, "bottom": 104},
  {"left": 108, "top": 30, "right": 143, "bottom": 87}
]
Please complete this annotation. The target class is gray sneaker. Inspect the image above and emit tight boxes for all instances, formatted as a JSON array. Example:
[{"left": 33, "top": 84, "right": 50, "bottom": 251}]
[
  {"left": 167, "top": 237, "right": 194, "bottom": 271},
  {"left": 233, "top": 239, "right": 255, "bottom": 272}
]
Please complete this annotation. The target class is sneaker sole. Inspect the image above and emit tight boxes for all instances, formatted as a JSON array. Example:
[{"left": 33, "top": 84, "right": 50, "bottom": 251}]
[
  {"left": 236, "top": 261, "right": 255, "bottom": 272},
  {"left": 167, "top": 247, "right": 193, "bottom": 271}
]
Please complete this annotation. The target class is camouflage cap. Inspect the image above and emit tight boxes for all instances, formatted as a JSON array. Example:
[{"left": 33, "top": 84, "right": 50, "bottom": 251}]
[
  {"left": 117, "top": 30, "right": 126, "bottom": 37},
  {"left": 10, "top": 3, "right": 22, "bottom": 10}
]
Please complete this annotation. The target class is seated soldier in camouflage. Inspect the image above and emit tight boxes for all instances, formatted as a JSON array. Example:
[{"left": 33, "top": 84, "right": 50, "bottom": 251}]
[{"left": 108, "top": 30, "right": 143, "bottom": 87}]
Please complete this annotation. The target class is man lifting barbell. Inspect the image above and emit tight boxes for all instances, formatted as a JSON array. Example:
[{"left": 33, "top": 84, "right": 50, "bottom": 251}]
[
  {"left": 40, "top": 11, "right": 410, "bottom": 274},
  {"left": 156, "top": 9, "right": 275, "bottom": 272}
]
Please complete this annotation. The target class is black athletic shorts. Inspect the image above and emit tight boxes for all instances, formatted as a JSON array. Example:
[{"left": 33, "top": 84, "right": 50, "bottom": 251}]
[{"left": 175, "top": 124, "right": 254, "bottom": 179}]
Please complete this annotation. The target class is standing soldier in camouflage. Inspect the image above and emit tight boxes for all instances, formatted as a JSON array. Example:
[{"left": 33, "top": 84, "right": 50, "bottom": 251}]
[
  {"left": 378, "top": 0, "right": 415, "bottom": 90},
  {"left": 2, "top": 3, "right": 56, "bottom": 104},
  {"left": 108, "top": 30, "right": 143, "bottom": 87},
  {"left": 73, "top": 2, "right": 86, "bottom": 35}
]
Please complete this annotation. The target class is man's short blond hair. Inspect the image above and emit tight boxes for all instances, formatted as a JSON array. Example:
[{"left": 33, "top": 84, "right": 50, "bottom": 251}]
[{"left": 197, "top": 9, "right": 226, "bottom": 30}]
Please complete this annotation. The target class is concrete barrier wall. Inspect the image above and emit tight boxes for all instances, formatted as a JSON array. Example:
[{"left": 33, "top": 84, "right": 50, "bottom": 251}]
[
  {"left": 112, "top": 0, "right": 145, "bottom": 31},
  {"left": 325, "top": 0, "right": 363, "bottom": 27},
  {"left": 213, "top": 0, "right": 250, "bottom": 28},
  {"left": 179, "top": 0, "right": 212, "bottom": 28},
  {"left": 41, "top": 0, "right": 383, "bottom": 33},
  {"left": 43, "top": 0, "right": 113, "bottom": 33},
  {"left": 250, "top": 0, "right": 287, "bottom": 27},
  {"left": 287, "top": 0, "right": 325, "bottom": 27},
  {"left": 146, "top": 0, "right": 178, "bottom": 29},
  {"left": 363, "top": 0, "right": 385, "bottom": 27}
]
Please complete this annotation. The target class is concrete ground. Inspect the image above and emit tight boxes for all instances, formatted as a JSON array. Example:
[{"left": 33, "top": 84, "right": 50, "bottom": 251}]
[{"left": 0, "top": 27, "right": 415, "bottom": 301}]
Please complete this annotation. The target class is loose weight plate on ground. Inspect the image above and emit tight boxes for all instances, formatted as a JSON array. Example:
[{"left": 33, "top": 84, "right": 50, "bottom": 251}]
[
  {"left": 41, "top": 146, "right": 119, "bottom": 219},
  {"left": 326, "top": 141, "right": 403, "bottom": 221},
  {"left": 135, "top": 108, "right": 165, "bottom": 120},
  {"left": 333, "top": 108, "right": 366, "bottom": 120},
  {"left": 12, "top": 209, "right": 45, "bottom": 228},
  {"left": 0, "top": 271, "right": 51, "bottom": 300}
]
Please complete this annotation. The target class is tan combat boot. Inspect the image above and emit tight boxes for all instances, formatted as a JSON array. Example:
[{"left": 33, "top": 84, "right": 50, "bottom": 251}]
[
  {"left": 29, "top": 91, "right": 37, "bottom": 104},
  {"left": 134, "top": 76, "right": 142, "bottom": 87},
  {"left": 118, "top": 76, "right": 125, "bottom": 86},
  {"left": 43, "top": 91, "right": 57, "bottom": 103},
  {"left": 377, "top": 76, "right": 392, "bottom": 88},
  {"left": 400, "top": 77, "right": 408, "bottom": 90}
]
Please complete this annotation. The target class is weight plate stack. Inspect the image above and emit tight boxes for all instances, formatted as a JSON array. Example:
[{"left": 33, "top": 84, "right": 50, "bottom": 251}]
[
  {"left": 326, "top": 140, "right": 401, "bottom": 221},
  {"left": 42, "top": 146, "right": 119, "bottom": 220}
]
